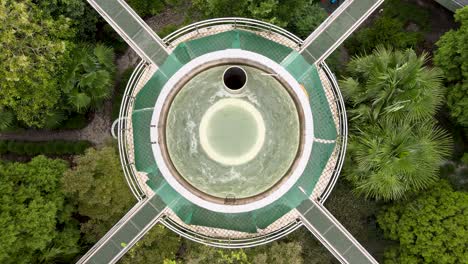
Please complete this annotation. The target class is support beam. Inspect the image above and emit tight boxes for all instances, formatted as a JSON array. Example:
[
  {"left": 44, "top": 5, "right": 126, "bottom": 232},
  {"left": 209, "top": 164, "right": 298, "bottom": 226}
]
[
  {"left": 300, "top": 0, "right": 384, "bottom": 65},
  {"left": 297, "top": 196, "right": 378, "bottom": 264},
  {"left": 433, "top": 0, "right": 468, "bottom": 12},
  {"left": 77, "top": 195, "right": 167, "bottom": 264},
  {"left": 86, "top": 0, "right": 170, "bottom": 65}
]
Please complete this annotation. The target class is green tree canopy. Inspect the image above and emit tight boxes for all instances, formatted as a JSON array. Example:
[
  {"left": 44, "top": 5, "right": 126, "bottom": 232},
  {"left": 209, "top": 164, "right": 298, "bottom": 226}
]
[
  {"left": 434, "top": 6, "right": 468, "bottom": 127},
  {"left": 346, "top": 120, "right": 452, "bottom": 200},
  {"left": 62, "top": 146, "right": 135, "bottom": 243},
  {"left": 125, "top": 0, "right": 165, "bottom": 18},
  {"left": 35, "top": 0, "right": 99, "bottom": 41},
  {"left": 121, "top": 224, "right": 181, "bottom": 264},
  {"left": 341, "top": 48, "right": 452, "bottom": 200},
  {"left": 377, "top": 180, "right": 468, "bottom": 263},
  {"left": 340, "top": 48, "right": 445, "bottom": 124},
  {"left": 0, "top": 156, "right": 80, "bottom": 263},
  {"left": 0, "top": 0, "right": 75, "bottom": 127},
  {"left": 62, "top": 44, "right": 116, "bottom": 113},
  {"left": 192, "top": 0, "right": 323, "bottom": 32}
]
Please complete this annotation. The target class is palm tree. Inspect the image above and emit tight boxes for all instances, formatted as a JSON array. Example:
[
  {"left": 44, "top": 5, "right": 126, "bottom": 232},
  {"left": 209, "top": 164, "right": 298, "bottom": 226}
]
[
  {"left": 340, "top": 47, "right": 445, "bottom": 124},
  {"left": 0, "top": 109, "right": 14, "bottom": 131},
  {"left": 346, "top": 119, "right": 452, "bottom": 201},
  {"left": 62, "top": 44, "right": 115, "bottom": 113}
]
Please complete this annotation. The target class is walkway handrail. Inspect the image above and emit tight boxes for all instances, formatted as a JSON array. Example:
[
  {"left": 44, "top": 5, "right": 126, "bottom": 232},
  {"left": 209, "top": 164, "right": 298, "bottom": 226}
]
[
  {"left": 317, "top": 62, "right": 348, "bottom": 202},
  {"left": 77, "top": 198, "right": 150, "bottom": 263},
  {"left": 160, "top": 217, "right": 302, "bottom": 249},
  {"left": 301, "top": 0, "right": 385, "bottom": 64},
  {"left": 117, "top": 60, "right": 148, "bottom": 201},
  {"left": 163, "top": 17, "right": 304, "bottom": 48},
  {"left": 299, "top": 196, "right": 379, "bottom": 264}
]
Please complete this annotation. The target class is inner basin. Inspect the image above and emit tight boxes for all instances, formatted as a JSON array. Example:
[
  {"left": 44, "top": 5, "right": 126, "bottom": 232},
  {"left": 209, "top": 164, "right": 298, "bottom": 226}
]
[
  {"left": 165, "top": 64, "right": 301, "bottom": 200},
  {"left": 199, "top": 98, "right": 266, "bottom": 166}
]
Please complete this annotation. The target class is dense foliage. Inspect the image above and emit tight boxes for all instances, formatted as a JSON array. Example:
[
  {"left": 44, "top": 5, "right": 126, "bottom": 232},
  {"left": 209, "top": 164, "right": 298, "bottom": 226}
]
[
  {"left": 125, "top": 0, "right": 165, "bottom": 17},
  {"left": 0, "top": 0, "right": 75, "bottom": 127},
  {"left": 341, "top": 48, "right": 445, "bottom": 123},
  {"left": 341, "top": 48, "right": 451, "bottom": 200},
  {"left": 35, "top": 0, "right": 99, "bottom": 41},
  {"left": 0, "top": 156, "right": 80, "bottom": 263},
  {"left": 434, "top": 6, "right": 468, "bottom": 127},
  {"left": 377, "top": 181, "right": 468, "bottom": 263},
  {"left": 0, "top": 140, "right": 91, "bottom": 156},
  {"left": 192, "top": 0, "right": 327, "bottom": 37},
  {"left": 63, "top": 44, "right": 116, "bottom": 113},
  {"left": 62, "top": 146, "right": 135, "bottom": 243},
  {"left": 347, "top": 120, "right": 451, "bottom": 200},
  {"left": 0, "top": 1, "right": 115, "bottom": 128},
  {"left": 121, "top": 224, "right": 181, "bottom": 264},
  {"left": 345, "top": 0, "right": 429, "bottom": 55}
]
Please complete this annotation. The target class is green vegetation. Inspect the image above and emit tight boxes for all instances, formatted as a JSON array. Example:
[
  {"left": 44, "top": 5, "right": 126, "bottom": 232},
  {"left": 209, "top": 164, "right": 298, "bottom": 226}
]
[
  {"left": 377, "top": 181, "right": 468, "bottom": 263},
  {"left": 121, "top": 224, "right": 181, "bottom": 264},
  {"left": 0, "top": 140, "right": 91, "bottom": 156},
  {"left": 0, "top": 1, "right": 466, "bottom": 263},
  {"left": 0, "top": 156, "right": 80, "bottom": 263},
  {"left": 125, "top": 0, "right": 165, "bottom": 17},
  {"left": 341, "top": 48, "right": 451, "bottom": 200},
  {"left": 63, "top": 44, "right": 116, "bottom": 113},
  {"left": 0, "top": 0, "right": 75, "bottom": 128},
  {"left": 341, "top": 48, "right": 444, "bottom": 123},
  {"left": 347, "top": 120, "right": 451, "bottom": 200},
  {"left": 441, "top": 153, "right": 468, "bottom": 191},
  {"left": 345, "top": 0, "right": 429, "bottom": 55},
  {"left": 192, "top": 0, "right": 327, "bottom": 36},
  {"left": 62, "top": 146, "right": 134, "bottom": 243},
  {"left": 434, "top": 7, "right": 468, "bottom": 127},
  {"left": 0, "top": 1, "right": 113, "bottom": 129}
]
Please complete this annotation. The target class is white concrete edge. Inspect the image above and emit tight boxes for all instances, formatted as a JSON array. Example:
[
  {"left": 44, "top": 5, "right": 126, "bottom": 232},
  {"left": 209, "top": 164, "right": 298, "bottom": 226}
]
[{"left": 150, "top": 49, "right": 313, "bottom": 213}]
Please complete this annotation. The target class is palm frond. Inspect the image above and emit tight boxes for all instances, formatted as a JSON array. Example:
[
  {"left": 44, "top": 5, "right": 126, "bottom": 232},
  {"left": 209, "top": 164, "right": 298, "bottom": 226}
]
[{"left": 0, "top": 110, "right": 14, "bottom": 130}]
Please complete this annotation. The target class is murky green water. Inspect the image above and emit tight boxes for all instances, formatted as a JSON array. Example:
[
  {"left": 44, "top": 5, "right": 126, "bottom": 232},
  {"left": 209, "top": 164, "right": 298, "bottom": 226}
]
[{"left": 166, "top": 65, "right": 300, "bottom": 199}]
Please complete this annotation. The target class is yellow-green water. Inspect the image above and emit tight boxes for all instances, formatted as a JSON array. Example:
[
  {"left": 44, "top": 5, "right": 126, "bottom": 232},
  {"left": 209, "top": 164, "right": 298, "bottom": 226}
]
[{"left": 166, "top": 65, "right": 300, "bottom": 199}]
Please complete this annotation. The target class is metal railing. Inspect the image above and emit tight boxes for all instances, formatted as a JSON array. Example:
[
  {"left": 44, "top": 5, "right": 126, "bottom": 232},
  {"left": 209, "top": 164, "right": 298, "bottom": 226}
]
[
  {"left": 77, "top": 198, "right": 154, "bottom": 263},
  {"left": 86, "top": 0, "right": 169, "bottom": 65},
  {"left": 163, "top": 17, "right": 304, "bottom": 48},
  {"left": 161, "top": 217, "right": 303, "bottom": 249},
  {"left": 317, "top": 62, "right": 348, "bottom": 202},
  {"left": 117, "top": 60, "right": 148, "bottom": 201},
  {"left": 300, "top": 0, "right": 385, "bottom": 64},
  {"left": 298, "top": 195, "right": 379, "bottom": 264}
]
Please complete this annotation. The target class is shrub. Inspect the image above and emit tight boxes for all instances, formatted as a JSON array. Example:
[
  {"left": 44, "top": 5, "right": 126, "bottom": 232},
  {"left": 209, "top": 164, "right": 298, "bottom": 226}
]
[
  {"left": 288, "top": 3, "right": 327, "bottom": 39},
  {"left": 158, "top": 24, "right": 179, "bottom": 38},
  {"left": 345, "top": 17, "right": 422, "bottom": 55},
  {"left": 434, "top": 7, "right": 468, "bottom": 127},
  {"left": 0, "top": 140, "right": 92, "bottom": 156},
  {"left": 62, "top": 114, "right": 89, "bottom": 130},
  {"left": 125, "top": 0, "right": 165, "bottom": 17},
  {"left": 377, "top": 181, "right": 468, "bottom": 263}
]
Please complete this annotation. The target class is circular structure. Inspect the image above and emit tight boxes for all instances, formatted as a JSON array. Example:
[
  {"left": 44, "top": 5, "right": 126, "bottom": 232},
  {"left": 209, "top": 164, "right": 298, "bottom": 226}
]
[
  {"left": 198, "top": 98, "right": 266, "bottom": 166},
  {"left": 223, "top": 66, "right": 247, "bottom": 92},
  {"left": 152, "top": 51, "right": 313, "bottom": 212},
  {"left": 163, "top": 62, "right": 303, "bottom": 202},
  {"left": 118, "top": 18, "right": 348, "bottom": 247}
]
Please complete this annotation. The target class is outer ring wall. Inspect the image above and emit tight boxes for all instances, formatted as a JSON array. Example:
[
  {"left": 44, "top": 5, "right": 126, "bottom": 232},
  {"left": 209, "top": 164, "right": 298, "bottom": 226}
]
[{"left": 150, "top": 49, "right": 314, "bottom": 213}]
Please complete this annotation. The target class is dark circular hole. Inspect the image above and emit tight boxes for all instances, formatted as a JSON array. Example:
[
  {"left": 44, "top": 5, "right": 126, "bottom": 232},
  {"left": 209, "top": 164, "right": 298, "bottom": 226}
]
[{"left": 223, "top": 66, "right": 247, "bottom": 90}]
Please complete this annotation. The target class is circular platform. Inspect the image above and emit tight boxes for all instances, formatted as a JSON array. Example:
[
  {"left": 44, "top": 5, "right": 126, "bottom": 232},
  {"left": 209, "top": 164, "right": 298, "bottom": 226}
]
[
  {"left": 165, "top": 64, "right": 301, "bottom": 200},
  {"left": 151, "top": 49, "right": 314, "bottom": 213}
]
